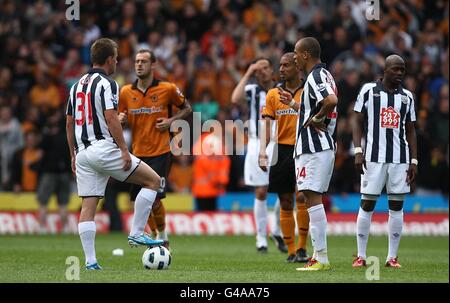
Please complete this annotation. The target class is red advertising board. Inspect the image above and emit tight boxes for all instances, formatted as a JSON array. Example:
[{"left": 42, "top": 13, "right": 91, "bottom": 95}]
[{"left": 0, "top": 212, "right": 448, "bottom": 236}]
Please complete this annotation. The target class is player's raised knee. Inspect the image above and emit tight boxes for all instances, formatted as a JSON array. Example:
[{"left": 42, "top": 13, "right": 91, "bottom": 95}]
[{"left": 142, "top": 174, "right": 161, "bottom": 191}]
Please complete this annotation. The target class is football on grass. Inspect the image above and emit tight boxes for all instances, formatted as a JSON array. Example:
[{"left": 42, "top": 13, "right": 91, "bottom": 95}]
[{"left": 142, "top": 246, "right": 171, "bottom": 270}]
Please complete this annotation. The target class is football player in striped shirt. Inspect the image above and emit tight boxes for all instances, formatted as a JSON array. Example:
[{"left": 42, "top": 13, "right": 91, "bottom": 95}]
[
  {"left": 352, "top": 55, "right": 417, "bottom": 268},
  {"left": 66, "top": 38, "right": 164, "bottom": 270},
  {"left": 279, "top": 37, "right": 338, "bottom": 271}
]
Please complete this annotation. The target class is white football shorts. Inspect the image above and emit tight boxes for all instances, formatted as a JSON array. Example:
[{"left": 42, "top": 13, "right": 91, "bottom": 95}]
[
  {"left": 76, "top": 139, "right": 140, "bottom": 197},
  {"left": 294, "top": 149, "right": 335, "bottom": 193},
  {"left": 360, "top": 162, "right": 410, "bottom": 195},
  {"left": 244, "top": 138, "right": 274, "bottom": 186}
]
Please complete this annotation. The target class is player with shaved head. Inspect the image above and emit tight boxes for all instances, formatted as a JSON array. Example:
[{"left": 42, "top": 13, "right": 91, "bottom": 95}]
[{"left": 352, "top": 54, "right": 417, "bottom": 268}]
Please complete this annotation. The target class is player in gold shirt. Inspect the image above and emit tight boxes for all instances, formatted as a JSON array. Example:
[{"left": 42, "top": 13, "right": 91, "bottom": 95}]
[
  {"left": 119, "top": 49, "right": 192, "bottom": 248},
  {"left": 260, "top": 53, "right": 310, "bottom": 262}
]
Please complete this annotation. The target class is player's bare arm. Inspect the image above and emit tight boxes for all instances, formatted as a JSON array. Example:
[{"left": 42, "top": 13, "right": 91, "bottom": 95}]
[
  {"left": 258, "top": 117, "right": 272, "bottom": 172},
  {"left": 65, "top": 115, "right": 76, "bottom": 174},
  {"left": 352, "top": 111, "right": 366, "bottom": 175},
  {"left": 304, "top": 94, "right": 338, "bottom": 132},
  {"left": 406, "top": 121, "right": 418, "bottom": 185},
  {"left": 231, "top": 61, "right": 262, "bottom": 104},
  {"left": 278, "top": 87, "right": 299, "bottom": 111},
  {"left": 104, "top": 109, "right": 132, "bottom": 171},
  {"left": 156, "top": 99, "right": 192, "bottom": 132}
]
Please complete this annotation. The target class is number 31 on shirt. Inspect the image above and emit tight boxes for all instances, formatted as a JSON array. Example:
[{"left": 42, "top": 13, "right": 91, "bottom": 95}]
[{"left": 75, "top": 92, "right": 93, "bottom": 126}]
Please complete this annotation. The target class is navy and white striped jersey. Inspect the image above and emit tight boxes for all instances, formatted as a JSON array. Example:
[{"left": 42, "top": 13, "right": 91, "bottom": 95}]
[
  {"left": 245, "top": 83, "right": 268, "bottom": 139},
  {"left": 65, "top": 68, "right": 119, "bottom": 153},
  {"left": 294, "top": 63, "right": 338, "bottom": 156},
  {"left": 354, "top": 80, "right": 416, "bottom": 164}
]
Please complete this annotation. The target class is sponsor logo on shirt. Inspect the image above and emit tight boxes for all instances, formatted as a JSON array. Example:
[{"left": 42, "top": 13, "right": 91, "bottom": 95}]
[
  {"left": 129, "top": 106, "right": 163, "bottom": 115},
  {"left": 380, "top": 106, "right": 400, "bottom": 129}
]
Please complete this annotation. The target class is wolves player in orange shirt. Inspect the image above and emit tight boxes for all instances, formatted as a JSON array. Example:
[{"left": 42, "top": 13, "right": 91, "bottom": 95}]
[
  {"left": 260, "top": 53, "right": 310, "bottom": 263},
  {"left": 119, "top": 50, "right": 192, "bottom": 248}
]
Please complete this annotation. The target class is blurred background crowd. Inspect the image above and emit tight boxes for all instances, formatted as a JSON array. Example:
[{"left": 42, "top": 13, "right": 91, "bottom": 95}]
[{"left": 0, "top": 0, "right": 448, "bottom": 200}]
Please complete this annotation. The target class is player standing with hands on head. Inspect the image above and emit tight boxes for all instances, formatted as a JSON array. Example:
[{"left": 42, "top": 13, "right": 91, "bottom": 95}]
[
  {"left": 119, "top": 49, "right": 192, "bottom": 249},
  {"left": 260, "top": 52, "right": 310, "bottom": 263},
  {"left": 352, "top": 55, "right": 417, "bottom": 268},
  {"left": 279, "top": 37, "right": 338, "bottom": 271},
  {"left": 231, "top": 58, "right": 287, "bottom": 254},
  {"left": 66, "top": 38, "right": 164, "bottom": 270}
]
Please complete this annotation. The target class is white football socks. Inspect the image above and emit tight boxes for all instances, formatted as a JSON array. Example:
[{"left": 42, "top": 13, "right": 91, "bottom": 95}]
[
  {"left": 272, "top": 198, "right": 282, "bottom": 237},
  {"left": 130, "top": 188, "right": 157, "bottom": 237},
  {"left": 388, "top": 209, "right": 403, "bottom": 260},
  {"left": 308, "top": 204, "right": 329, "bottom": 264},
  {"left": 157, "top": 230, "right": 168, "bottom": 241},
  {"left": 254, "top": 198, "right": 268, "bottom": 247},
  {"left": 356, "top": 208, "right": 373, "bottom": 259},
  {"left": 78, "top": 221, "right": 97, "bottom": 265}
]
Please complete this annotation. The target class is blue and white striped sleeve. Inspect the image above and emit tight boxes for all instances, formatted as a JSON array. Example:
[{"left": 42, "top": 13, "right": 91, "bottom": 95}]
[
  {"left": 406, "top": 91, "right": 416, "bottom": 122},
  {"left": 244, "top": 84, "right": 255, "bottom": 104},
  {"left": 311, "top": 69, "right": 336, "bottom": 103},
  {"left": 102, "top": 79, "right": 119, "bottom": 111},
  {"left": 354, "top": 83, "right": 373, "bottom": 113},
  {"left": 65, "top": 85, "right": 74, "bottom": 116}
]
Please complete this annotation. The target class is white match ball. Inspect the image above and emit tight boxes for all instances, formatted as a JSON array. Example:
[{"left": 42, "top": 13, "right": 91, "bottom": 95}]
[{"left": 112, "top": 248, "right": 124, "bottom": 256}]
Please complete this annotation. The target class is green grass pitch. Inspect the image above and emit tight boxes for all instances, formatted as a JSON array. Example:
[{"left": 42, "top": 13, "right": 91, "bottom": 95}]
[{"left": 0, "top": 234, "right": 448, "bottom": 283}]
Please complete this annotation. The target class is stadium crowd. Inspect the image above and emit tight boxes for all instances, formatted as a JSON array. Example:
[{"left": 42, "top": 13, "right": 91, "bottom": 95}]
[{"left": 0, "top": 0, "right": 448, "bottom": 198}]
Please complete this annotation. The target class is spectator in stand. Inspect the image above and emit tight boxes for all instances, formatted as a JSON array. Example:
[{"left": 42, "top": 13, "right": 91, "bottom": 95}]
[
  {"left": 167, "top": 58, "right": 188, "bottom": 96},
  {"left": 21, "top": 105, "right": 43, "bottom": 135},
  {"left": 336, "top": 69, "right": 361, "bottom": 118},
  {"left": 12, "top": 58, "right": 35, "bottom": 100},
  {"left": 417, "top": 145, "right": 449, "bottom": 196},
  {"left": 0, "top": 105, "right": 24, "bottom": 191},
  {"left": 192, "top": 57, "right": 218, "bottom": 102},
  {"left": 243, "top": 1, "right": 275, "bottom": 45},
  {"left": 11, "top": 130, "right": 42, "bottom": 193},
  {"left": 36, "top": 110, "right": 72, "bottom": 233},
  {"left": 29, "top": 71, "right": 61, "bottom": 114},
  {"left": 332, "top": 2, "right": 361, "bottom": 45},
  {"left": 284, "top": 0, "right": 318, "bottom": 30},
  {"left": 429, "top": 83, "right": 449, "bottom": 147},
  {"left": 201, "top": 18, "right": 237, "bottom": 59},
  {"left": 141, "top": 0, "right": 166, "bottom": 37},
  {"left": 193, "top": 90, "right": 219, "bottom": 124},
  {"left": 216, "top": 58, "right": 238, "bottom": 107},
  {"left": 60, "top": 48, "right": 87, "bottom": 90},
  {"left": 0, "top": 0, "right": 447, "bottom": 199}
]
